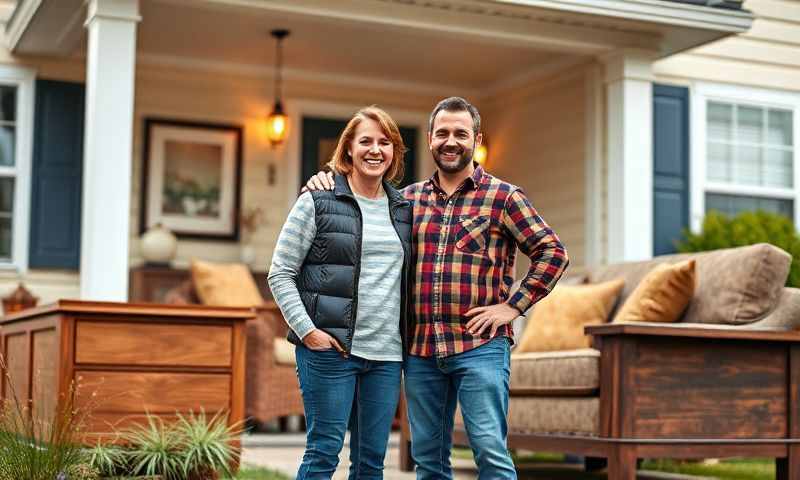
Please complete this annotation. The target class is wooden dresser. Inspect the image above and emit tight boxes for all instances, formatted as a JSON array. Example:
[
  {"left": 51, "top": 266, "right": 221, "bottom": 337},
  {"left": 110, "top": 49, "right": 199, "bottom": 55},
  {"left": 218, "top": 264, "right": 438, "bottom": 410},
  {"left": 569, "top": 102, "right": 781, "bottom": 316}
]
[{"left": 0, "top": 300, "right": 253, "bottom": 443}]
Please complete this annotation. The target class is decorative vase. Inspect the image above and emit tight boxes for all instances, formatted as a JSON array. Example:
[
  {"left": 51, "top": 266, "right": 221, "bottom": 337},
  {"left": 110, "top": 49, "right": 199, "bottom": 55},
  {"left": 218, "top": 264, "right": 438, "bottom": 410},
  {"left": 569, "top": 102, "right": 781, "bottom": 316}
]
[{"left": 140, "top": 223, "right": 177, "bottom": 266}]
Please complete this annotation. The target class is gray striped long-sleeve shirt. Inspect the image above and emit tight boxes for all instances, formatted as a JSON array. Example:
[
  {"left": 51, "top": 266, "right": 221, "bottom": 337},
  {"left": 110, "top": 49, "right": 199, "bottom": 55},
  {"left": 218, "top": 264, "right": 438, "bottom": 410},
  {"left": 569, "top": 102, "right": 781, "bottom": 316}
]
[{"left": 267, "top": 190, "right": 404, "bottom": 362}]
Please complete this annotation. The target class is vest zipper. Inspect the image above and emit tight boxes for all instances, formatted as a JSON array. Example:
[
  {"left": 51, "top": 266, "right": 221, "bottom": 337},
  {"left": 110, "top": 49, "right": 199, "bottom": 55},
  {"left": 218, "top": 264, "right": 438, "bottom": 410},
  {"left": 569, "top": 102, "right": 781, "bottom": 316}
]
[{"left": 347, "top": 196, "right": 364, "bottom": 357}]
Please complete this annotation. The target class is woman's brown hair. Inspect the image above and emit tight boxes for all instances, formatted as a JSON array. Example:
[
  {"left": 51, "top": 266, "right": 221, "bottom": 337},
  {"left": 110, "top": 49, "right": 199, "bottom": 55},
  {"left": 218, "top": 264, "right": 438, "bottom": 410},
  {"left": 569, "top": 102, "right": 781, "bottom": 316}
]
[{"left": 327, "top": 106, "right": 406, "bottom": 185}]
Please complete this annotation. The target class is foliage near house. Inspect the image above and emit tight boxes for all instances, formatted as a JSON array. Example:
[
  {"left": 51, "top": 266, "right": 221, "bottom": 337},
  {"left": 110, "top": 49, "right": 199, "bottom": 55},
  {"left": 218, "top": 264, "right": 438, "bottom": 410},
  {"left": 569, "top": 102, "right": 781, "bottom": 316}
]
[{"left": 678, "top": 210, "right": 800, "bottom": 287}]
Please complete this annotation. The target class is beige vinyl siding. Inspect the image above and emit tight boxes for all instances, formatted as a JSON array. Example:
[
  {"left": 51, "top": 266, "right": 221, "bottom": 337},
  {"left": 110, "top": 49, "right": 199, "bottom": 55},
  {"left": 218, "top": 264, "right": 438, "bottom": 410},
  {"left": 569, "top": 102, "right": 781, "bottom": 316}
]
[
  {"left": 483, "top": 66, "right": 587, "bottom": 276},
  {"left": 654, "top": 0, "right": 800, "bottom": 91}
]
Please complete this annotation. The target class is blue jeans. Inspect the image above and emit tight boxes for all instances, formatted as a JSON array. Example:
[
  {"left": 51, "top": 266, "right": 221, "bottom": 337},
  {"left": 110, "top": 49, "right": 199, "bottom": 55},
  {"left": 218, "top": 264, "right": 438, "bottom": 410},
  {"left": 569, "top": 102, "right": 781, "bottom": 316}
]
[
  {"left": 404, "top": 337, "right": 516, "bottom": 480},
  {"left": 295, "top": 345, "right": 402, "bottom": 479}
]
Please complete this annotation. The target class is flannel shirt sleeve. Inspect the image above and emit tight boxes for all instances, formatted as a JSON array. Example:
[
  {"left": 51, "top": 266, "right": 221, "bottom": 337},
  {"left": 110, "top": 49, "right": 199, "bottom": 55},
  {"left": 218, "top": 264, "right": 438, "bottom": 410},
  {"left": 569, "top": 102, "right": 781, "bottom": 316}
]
[{"left": 501, "top": 189, "right": 569, "bottom": 314}]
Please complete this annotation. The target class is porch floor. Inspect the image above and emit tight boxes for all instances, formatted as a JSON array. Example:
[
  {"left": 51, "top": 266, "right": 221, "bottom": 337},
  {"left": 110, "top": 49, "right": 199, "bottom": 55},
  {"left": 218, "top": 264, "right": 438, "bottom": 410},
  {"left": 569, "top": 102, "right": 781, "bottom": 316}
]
[{"left": 240, "top": 432, "right": 713, "bottom": 479}]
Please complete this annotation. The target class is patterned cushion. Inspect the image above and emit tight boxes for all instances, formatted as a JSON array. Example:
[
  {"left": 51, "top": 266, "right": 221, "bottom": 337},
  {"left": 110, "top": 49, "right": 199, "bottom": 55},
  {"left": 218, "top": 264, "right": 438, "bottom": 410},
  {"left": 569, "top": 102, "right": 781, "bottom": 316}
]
[
  {"left": 510, "top": 349, "right": 599, "bottom": 395},
  {"left": 590, "top": 243, "right": 790, "bottom": 325}
]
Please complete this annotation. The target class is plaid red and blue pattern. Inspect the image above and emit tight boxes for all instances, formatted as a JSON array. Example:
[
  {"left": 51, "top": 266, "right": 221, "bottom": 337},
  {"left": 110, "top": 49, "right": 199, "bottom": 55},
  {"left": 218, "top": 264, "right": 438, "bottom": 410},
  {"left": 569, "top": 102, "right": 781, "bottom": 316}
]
[{"left": 403, "top": 165, "right": 569, "bottom": 357}]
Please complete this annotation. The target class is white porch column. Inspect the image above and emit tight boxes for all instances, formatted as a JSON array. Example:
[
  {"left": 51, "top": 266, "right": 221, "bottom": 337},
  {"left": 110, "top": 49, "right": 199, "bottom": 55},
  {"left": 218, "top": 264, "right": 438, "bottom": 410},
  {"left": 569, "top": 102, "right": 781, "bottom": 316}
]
[
  {"left": 80, "top": 0, "right": 140, "bottom": 301},
  {"left": 602, "top": 50, "right": 656, "bottom": 263}
]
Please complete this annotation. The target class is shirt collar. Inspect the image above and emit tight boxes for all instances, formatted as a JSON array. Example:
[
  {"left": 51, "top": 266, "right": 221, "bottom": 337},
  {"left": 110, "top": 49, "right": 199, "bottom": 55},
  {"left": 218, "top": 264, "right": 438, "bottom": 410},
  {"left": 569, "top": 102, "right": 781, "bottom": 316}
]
[{"left": 429, "top": 162, "right": 484, "bottom": 193}]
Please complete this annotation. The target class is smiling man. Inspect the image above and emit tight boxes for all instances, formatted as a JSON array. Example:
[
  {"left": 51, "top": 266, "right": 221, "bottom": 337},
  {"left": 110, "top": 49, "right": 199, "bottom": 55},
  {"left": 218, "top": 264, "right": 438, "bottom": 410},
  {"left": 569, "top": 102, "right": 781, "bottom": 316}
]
[{"left": 305, "top": 97, "right": 569, "bottom": 479}]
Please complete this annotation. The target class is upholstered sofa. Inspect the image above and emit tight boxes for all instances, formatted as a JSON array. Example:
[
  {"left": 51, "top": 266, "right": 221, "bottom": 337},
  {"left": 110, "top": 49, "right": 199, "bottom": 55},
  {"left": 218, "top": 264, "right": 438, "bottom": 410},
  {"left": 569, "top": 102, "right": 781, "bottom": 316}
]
[{"left": 400, "top": 243, "right": 800, "bottom": 479}]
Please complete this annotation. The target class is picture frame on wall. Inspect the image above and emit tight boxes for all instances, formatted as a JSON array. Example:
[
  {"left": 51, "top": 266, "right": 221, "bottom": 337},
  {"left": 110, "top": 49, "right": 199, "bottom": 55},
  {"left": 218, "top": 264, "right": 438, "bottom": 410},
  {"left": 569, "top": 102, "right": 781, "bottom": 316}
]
[{"left": 140, "top": 118, "right": 243, "bottom": 241}]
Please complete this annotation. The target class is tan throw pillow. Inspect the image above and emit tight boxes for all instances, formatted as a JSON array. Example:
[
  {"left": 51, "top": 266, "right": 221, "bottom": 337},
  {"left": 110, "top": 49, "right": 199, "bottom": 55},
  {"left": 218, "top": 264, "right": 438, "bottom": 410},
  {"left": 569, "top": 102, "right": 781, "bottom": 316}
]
[
  {"left": 515, "top": 278, "right": 624, "bottom": 353},
  {"left": 190, "top": 260, "right": 264, "bottom": 307},
  {"left": 613, "top": 259, "right": 696, "bottom": 324}
]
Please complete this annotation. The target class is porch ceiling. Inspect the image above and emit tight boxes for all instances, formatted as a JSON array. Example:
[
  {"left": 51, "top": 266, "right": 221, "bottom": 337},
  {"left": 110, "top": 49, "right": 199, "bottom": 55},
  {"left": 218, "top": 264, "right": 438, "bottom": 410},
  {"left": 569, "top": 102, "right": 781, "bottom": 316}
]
[{"left": 6, "top": 0, "right": 754, "bottom": 95}]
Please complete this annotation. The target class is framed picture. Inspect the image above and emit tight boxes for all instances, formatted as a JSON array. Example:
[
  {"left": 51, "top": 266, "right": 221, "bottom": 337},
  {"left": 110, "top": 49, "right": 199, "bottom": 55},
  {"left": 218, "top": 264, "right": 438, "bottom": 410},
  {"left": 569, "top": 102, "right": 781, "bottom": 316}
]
[{"left": 140, "top": 118, "right": 243, "bottom": 241}]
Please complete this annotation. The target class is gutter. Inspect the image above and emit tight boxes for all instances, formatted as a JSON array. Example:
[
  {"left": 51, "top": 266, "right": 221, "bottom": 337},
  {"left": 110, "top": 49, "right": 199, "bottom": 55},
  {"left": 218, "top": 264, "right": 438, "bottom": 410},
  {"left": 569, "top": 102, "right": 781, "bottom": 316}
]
[{"left": 491, "top": 0, "right": 753, "bottom": 33}]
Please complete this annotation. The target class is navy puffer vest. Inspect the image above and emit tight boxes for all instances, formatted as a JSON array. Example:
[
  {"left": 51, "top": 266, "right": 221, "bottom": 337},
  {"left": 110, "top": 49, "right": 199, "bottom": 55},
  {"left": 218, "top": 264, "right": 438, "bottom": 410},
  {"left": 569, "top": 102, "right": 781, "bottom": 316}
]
[{"left": 287, "top": 174, "right": 413, "bottom": 354}]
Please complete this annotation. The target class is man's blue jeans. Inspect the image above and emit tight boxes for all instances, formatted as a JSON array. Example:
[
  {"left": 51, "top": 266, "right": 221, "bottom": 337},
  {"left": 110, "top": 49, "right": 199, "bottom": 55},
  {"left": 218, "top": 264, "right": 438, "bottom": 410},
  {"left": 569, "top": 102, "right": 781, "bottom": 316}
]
[
  {"left": 404, "top": 337, "right": 516, "bottom": 479},
  {"left": 295, "top": 345, "right": 401, "bottom": 479}
]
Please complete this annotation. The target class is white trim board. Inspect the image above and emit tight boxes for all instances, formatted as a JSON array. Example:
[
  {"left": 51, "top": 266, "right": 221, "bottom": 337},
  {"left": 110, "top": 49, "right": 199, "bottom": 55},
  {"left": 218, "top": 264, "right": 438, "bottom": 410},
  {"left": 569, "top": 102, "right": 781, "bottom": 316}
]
[{"left": 690, "top": 81, "right": 800, "bottom": 232}]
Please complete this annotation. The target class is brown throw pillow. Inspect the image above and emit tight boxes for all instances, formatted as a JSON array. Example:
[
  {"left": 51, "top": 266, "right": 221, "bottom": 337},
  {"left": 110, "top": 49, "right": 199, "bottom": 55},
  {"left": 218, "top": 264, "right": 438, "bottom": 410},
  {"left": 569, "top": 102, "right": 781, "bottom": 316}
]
[
  {"left": 613, "top": 259, "right": 696, "bottom": 324},
  {"left": 515, "top": 278, "right": 624, "bottom": 353},
  {"left": 191, "top": 260, "right": 264, "bottom": 307}
]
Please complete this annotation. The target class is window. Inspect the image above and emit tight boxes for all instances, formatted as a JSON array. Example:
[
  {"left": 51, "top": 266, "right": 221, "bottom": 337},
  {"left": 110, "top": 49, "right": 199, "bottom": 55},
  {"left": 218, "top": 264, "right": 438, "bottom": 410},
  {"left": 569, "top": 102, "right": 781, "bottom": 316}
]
[
  {"left": 691, "top": 83, "right": 800, "bottom": 231},
  {"left": 0, "top": 66, "right": 34, "bottom": 271}
]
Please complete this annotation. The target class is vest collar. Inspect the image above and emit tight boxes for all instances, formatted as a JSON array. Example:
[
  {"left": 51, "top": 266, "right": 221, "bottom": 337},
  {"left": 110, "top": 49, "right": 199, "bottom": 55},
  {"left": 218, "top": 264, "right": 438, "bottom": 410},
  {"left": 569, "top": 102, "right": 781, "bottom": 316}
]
[{"left": 333, "top": 173, "right": 408, "bottom": 207}]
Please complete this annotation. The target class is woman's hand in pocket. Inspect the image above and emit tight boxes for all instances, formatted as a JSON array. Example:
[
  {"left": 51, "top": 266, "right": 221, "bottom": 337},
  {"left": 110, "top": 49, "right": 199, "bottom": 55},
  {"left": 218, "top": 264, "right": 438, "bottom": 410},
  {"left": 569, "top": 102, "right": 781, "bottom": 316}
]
[{"left": 302, "top": 328, "right": 345, "bottom": 353}]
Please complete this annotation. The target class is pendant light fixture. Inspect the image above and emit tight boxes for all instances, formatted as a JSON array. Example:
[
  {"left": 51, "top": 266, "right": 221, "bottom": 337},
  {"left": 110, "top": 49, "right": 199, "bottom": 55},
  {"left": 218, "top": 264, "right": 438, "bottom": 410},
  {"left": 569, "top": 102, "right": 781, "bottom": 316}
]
[{"left": 266, "top": 29, "right": 290, "bottom": 147}]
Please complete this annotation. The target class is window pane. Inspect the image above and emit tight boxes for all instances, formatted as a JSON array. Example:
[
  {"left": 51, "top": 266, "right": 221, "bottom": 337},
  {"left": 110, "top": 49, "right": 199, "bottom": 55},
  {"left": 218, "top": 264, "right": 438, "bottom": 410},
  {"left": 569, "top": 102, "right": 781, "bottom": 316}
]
[
  {"left": 0, "top": 86, "right": 16, "bottom": 123},
  {"left": 764, "top": 148, "right": 793, "bottom": 188},
  {"left": 707, "top": 141, "right": 732, "bottom": 182},
  {"left": 706, "top": 192, "right": 793, "bottom": 219},
  {"left": 0, "top": 126, "right": 15, "bottom": 166},
  {"left": 733, "top": 145, "right": 761, "bottom": 186},
  {"left": 708, "top": 102, "right": 733, "bottom": 141},
  {"left": 0, "top": 177, "right": 13, "bottom": 212},
  {"left": 737, "top": 105, "right": 764, "bottom": 144},
  {"left": 0, "top": 216, "right": 10, "bottom": 260},
  {"left": 768, "top": 109, "right": 793, "bottom": 147}
]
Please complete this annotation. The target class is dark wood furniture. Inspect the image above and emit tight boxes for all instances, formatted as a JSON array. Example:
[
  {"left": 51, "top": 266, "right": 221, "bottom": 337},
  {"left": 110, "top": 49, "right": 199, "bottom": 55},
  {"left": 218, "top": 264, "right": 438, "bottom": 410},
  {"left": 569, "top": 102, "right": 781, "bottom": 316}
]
[
  {"left": 0, "top": 300, "right": 252, "bottom": 445},
  {"left": 129, "top": 265, "right": 270, "bottom": 303},
  {"left": 443, "top": 323, "right": 800, "bottom": 479}
]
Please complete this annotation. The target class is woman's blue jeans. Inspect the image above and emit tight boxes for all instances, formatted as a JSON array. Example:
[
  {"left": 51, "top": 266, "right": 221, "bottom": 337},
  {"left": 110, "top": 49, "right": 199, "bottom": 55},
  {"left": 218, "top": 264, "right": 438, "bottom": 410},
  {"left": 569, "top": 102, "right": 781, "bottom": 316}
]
[{"left": 295, "top": 345, "right": 402, "bottom": 479}]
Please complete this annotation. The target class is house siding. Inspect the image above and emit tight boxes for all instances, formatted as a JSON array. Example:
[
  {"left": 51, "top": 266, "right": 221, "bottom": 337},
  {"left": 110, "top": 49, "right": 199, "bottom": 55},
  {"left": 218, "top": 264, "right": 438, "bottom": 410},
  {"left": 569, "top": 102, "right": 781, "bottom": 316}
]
[
  {"left": 483, "top": 67, "right": 587, "bottom": 277},
  {"left": 654, "top": 0, "right": 800, "bottom": 92}
]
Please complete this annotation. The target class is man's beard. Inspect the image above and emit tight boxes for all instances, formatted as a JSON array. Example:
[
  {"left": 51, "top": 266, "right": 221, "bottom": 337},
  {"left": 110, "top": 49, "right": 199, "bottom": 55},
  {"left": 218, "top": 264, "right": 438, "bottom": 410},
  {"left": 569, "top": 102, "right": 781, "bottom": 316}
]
[{"left": 432, "top": 146, "right": 473, "bottom": 174}]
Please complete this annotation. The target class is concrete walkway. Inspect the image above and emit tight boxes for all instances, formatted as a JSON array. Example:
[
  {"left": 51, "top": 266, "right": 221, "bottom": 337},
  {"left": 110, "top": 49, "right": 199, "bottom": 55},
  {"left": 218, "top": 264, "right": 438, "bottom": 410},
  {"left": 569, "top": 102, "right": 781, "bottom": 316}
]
[{"left": 241, "top": 433, "right": 713, "bottom": 480}]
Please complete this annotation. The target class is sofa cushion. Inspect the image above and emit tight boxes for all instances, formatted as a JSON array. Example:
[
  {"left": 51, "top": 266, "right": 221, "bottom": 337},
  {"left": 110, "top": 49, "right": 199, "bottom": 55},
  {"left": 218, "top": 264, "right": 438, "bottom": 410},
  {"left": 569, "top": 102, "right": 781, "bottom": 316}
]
[
  {"left": 613, "top": 260, "right": 696, "bottom": 324},
  {"left": 516, "top": 279, "right": 624, "bottom": 353},
  {"left": 510, "top": 348, "right": 599, "bottom": 395},
  {"left": 508, "top": 397, "right": 600, "bottom": 436},
  {"left": 273, "top": 337, "right": 296, "bottom": 366},
  {"left": 589, "top": 243, "right": 790, "bottom": 325},
  {"left": 191, "top": 260, "right": 264, "bottom": 307}
]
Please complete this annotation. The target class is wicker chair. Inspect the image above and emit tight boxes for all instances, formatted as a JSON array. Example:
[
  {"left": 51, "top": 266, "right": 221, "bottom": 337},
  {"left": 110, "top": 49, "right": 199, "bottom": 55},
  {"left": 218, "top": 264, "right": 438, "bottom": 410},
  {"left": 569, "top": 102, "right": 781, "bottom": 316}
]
[{"left": 163, "top": 280, "right": 304, "bottom": 428}]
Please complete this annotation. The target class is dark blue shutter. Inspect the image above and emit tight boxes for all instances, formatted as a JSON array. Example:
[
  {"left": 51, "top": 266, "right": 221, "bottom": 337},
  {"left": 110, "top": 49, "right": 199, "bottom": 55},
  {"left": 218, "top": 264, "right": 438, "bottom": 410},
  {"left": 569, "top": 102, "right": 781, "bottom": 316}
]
[
  {"left": 29, "top": 79, "right": 85, "bottom": 269},
  {"left": 653, "top": 84, "right": 690, "bottom": 256}
]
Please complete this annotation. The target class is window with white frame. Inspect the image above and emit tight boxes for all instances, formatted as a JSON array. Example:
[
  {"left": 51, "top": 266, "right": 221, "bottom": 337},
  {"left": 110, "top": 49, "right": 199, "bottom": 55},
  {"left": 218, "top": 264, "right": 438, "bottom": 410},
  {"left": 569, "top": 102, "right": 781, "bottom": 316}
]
[
  {"left": 0, "top": 65, "right": 34, "bottom": 271},
  {"left": 0, "top": 85, "right": 18, "bottom": 261},
  {"left": 693, "top": 83, "right": 800, "bottom": 230}
]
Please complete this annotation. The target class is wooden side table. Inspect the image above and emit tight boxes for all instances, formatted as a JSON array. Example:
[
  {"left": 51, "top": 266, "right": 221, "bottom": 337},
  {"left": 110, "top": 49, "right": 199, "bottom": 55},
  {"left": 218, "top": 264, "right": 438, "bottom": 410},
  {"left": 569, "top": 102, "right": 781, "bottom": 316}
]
[{"left": 0, "top": 299, "right": 253, "bottom": 444}]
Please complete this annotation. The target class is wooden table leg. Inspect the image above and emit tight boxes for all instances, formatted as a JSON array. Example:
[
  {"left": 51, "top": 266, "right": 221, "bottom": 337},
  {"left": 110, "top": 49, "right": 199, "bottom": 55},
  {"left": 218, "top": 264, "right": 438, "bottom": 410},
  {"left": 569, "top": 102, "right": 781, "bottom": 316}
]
[
  {"left": 777, "top": 444, "right": 800, "bottom": 480},
  {"left": 607, "top": 445, "right": 637, "bottom": 480}
]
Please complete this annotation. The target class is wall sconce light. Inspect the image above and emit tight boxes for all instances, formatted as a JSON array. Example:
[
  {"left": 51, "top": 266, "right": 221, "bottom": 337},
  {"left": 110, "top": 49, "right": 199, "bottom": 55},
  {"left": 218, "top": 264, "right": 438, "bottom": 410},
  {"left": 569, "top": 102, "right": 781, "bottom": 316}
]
[
  {"left": 266, "top": 29, "right": 290, "bottom": 147},
  {"left": 474, "top": 135, "right": 488, "bottom": 166}
]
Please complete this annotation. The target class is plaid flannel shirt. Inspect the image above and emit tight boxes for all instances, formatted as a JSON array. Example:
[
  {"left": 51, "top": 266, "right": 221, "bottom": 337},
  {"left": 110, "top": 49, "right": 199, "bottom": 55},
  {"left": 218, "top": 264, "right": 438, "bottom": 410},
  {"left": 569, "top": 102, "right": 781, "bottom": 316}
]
[{"left": 404, "top": 164, "right": 569, "bottom": 357}]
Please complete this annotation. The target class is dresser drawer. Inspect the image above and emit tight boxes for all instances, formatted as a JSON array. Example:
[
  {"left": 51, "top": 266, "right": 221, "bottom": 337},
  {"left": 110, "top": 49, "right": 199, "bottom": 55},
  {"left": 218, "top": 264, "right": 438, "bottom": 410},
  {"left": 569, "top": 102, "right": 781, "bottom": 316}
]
[{"left": 75, "top": 320, "right": 232, "bottom": 367}]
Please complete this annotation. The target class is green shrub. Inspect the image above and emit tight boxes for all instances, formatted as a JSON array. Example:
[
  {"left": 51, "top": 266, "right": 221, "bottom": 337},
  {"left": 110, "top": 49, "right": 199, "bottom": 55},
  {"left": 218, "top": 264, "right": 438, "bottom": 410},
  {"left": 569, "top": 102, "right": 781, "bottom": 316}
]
[
  {"left": 0, "top": 356, "right": 91, "bottom": 480},
  {"left": 178, "top": 410, "right": 243, "bottom": 479},
  {"left": 121, "top": 416, "right": 185, "bottom": 480},
  {"left": 677, "top": 210, "right": 800, "bottom": 287}
]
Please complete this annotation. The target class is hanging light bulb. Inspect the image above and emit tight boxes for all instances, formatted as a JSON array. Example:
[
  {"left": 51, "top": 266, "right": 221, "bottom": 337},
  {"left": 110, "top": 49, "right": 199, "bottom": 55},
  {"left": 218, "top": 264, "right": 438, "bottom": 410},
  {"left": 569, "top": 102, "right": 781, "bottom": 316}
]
[
  {"left": 474, "top": 137, "right": 489, "bottom": 166},
  {"left": 266, "top": 29, "right": 290, "bottom": 147}
]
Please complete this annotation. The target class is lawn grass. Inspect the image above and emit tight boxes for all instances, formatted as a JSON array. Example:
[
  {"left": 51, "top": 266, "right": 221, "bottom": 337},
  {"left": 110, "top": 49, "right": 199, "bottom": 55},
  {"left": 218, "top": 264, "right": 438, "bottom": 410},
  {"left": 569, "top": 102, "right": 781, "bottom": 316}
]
[
  {"left": 640, "top": 458, "right": 774, "bottom": 480},
  {"left": 235, "top": 466, "right": 291, "bottom": 479}
]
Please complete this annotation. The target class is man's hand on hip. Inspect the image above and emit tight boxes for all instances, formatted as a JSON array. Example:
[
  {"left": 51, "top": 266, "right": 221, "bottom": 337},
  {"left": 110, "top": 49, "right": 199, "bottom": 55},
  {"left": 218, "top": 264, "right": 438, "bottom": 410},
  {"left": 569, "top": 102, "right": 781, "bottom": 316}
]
[
  {"left": 465, "top": 303, "right": 521, "bottom": 337},
  {"left": 301, "top": 171, "right": 335, "bottom": 193}
]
